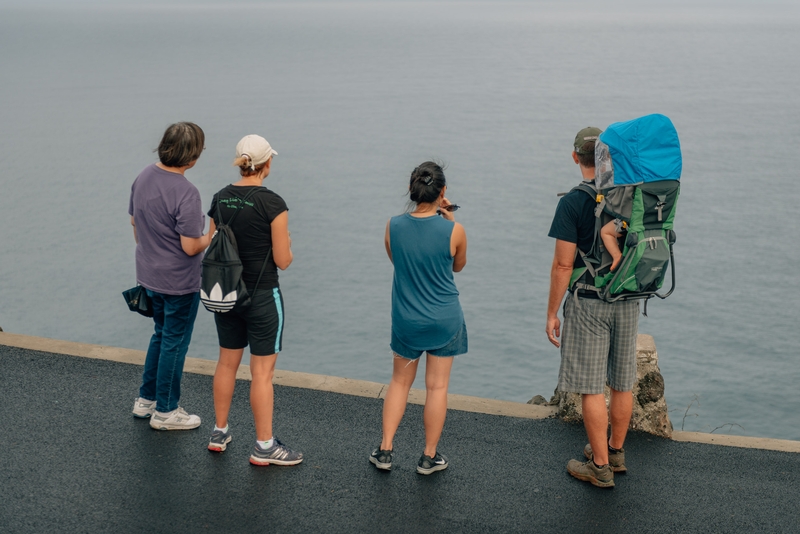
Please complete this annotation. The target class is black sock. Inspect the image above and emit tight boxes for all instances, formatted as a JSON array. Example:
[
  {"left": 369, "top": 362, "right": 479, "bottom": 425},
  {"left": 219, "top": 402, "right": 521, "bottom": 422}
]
[
  {"left": 608, "top": 445, "right": 621, "bottom": 454},
  {"left": 593, "top": 460, "right": 609, "bottom": 469}
]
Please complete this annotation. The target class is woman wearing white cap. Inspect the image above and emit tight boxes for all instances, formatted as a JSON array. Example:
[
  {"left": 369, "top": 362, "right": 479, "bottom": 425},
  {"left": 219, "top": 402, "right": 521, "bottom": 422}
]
[{"left": 205, "top": 134, "right": 302, "bottom": 466}]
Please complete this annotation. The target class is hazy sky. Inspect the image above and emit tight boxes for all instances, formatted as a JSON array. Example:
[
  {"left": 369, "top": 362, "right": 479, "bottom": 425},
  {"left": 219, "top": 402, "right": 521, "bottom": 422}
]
[{"left": 1, "top": 0, "right": 797, "bottom": 7}]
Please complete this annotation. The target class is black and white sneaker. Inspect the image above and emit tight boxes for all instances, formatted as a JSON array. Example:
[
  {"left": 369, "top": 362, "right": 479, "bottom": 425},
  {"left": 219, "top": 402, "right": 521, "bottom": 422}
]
[
  {"left": 416, "top": 452, "right": 448, "bottom": 475},
  {"left": 369, "top": 448, "right": 393, "bottom": 471}
]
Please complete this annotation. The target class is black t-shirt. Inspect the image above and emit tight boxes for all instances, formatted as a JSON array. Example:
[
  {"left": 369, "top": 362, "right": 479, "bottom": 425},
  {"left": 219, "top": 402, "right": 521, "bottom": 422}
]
[
  {"left": 208, "top": 185, "right": 288, "bottom": 290},
  {"left": 547, "top": 184, "right": 596, "bottom": 269}
]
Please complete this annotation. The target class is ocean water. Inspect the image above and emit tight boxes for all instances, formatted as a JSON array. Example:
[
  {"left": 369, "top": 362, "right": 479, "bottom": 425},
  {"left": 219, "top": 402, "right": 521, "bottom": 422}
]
[{"left": 1, "top": 0, "right": 798, "bottom": 440}]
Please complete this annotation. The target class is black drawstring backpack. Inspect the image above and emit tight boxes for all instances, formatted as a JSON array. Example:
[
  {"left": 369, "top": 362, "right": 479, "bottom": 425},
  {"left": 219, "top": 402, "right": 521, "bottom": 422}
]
[{"left": 200, "top": 188, "right": 271, "bottom": 313}]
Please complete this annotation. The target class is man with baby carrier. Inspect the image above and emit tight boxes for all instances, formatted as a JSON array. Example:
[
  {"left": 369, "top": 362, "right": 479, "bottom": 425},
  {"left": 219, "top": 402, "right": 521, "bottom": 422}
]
[{"left": 546, "top": 116, "right": 682, "bottom": 488}]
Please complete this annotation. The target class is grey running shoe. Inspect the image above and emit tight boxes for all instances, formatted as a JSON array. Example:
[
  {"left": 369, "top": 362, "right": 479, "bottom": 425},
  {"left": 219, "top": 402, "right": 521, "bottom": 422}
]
[
  {"left": 369, "top": 448, "right": 393, "bottom": 471},
  {"left": 149, "top": 407, "right": 201, "bottom": 430},
  {"left": 416, "top": 452, "right": 448, "bottom": 475},
  {"left": 132, "top": 397, "right": 156, "bottom": 419},
  {"left": 208, "top": 428, "right": 232, "bottom": 452},
  {"left": 249, "top": 438, "right": 303, "bottom": 466},
  {"left": 567, "top": 459, "right": 614, "bottom": 488},
  {"left": 584, "top": 443, "right": 627, "bottom": 473}
]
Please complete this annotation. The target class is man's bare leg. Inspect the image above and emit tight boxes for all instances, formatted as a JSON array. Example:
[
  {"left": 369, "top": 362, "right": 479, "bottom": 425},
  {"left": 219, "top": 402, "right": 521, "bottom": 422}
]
[
  {"left": 609, "top": 388, "right": 633, "bottom": 450},
  {"left": 582, "top": 393, "right": 610, "bottom": 465}
]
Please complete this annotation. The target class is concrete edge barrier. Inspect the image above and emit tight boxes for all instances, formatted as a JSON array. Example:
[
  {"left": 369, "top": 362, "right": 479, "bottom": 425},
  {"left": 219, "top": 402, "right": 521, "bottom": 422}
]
[
  {"left": 2, "top": 332, "right": 798, "bottom": 452},
  {"left": 0, "top": 332, "right": 555, "bottom": 420},
  {"left": 671, "top": 431, "right": 800, "bottom": 453}
]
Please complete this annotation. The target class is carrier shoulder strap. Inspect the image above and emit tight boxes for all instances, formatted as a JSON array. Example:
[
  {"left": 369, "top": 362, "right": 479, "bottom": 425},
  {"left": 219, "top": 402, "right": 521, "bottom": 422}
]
[
  {"left": 571, "top": 181, "right": 596, "bottom": 198},
  {"left": 570, "top": 181, "right": 606, "bottom": 278},
  {"left": 576, "top": 248, "right": 597, "bottom": 279},
  {"left": 558, "top": 181, "right": 598, "bottom": 199}
]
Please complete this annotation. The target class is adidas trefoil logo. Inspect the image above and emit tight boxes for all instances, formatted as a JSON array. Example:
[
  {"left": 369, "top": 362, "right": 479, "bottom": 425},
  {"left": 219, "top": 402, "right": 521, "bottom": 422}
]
[{"left": 200, "top": 283, "right": 237, "bottom": 313}]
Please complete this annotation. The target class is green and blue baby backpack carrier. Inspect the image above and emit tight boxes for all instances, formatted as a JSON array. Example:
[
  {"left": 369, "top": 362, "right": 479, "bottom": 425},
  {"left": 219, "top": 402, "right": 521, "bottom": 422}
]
[{"left": 569, "top": 114, "right": 681, "bottom": 314}]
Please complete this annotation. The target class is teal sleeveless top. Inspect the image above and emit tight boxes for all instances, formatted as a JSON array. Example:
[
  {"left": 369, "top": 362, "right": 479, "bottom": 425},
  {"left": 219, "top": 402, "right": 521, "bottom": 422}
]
[{"left": 390, "top": 213, "right": 463, "bottom": 350}]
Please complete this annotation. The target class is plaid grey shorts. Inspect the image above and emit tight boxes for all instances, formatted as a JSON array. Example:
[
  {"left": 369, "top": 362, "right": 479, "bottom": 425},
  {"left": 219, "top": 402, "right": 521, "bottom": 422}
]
[{"left": 557, "top": 294, "right": 639, "bottom": 394}]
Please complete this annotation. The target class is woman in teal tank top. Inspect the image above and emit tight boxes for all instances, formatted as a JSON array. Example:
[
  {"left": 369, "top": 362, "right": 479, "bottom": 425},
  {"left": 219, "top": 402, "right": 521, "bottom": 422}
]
[{"left": 369, "top": 162, "right": 468, "bottom": 475}]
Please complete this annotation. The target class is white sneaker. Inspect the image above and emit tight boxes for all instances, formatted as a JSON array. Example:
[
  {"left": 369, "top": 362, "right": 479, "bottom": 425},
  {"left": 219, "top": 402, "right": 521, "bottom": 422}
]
[
  {"left": 149, "top": 407, "right": 201, "bottom": 430},
  {"left": 132, "top": 397, "right": 156, "bottom": 419}
]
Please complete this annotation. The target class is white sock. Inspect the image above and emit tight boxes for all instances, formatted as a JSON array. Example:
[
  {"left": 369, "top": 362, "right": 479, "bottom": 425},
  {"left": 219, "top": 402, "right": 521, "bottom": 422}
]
[
  {"left": 214, "top": 425, "right": 229, "bottom": 433},
  {"left": 257, "top": 438, "right": 274, "bottom": 449}
]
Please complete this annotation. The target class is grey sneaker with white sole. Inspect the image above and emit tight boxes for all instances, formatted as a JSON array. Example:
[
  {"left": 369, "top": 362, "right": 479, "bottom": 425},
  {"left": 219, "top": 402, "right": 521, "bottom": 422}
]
[
  {"left": 208, "top": 428, "right": 233, "bottom": 452},
  {"left": 249, "top": 438, "right": 303, "bottom": 466}
]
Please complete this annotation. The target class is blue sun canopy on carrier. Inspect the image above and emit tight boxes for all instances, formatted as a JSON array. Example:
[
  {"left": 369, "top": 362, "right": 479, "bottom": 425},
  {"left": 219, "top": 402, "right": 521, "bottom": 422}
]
[{"left": 595, "top": 114, "right": 682, "bottom": 189}]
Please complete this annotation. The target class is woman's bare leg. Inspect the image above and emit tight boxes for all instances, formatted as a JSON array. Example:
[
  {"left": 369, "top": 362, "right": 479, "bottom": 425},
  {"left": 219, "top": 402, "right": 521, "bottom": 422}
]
[
  {"left": 213, "top": 347, "right": 244, "bottom": 429},
  {"left": 250, "top": 353, "right": 278, "bottom": 442},
  {"left": 380, "top": 355, "right": 420, "bottom": 451},
  {"left": 423, "top": 354, "right": 454, "bottom": 457}
]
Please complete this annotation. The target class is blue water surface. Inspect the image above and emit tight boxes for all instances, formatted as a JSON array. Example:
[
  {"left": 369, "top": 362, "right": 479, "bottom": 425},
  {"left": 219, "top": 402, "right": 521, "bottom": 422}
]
[{"left": 0, "top": 0, "right": 798, "bottom": 440}]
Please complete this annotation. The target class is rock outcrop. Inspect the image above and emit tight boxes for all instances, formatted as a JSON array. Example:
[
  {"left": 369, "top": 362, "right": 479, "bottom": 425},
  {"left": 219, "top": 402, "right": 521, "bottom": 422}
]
[{"left": 530, "top": 334, "right": 672, "bottom": 438}]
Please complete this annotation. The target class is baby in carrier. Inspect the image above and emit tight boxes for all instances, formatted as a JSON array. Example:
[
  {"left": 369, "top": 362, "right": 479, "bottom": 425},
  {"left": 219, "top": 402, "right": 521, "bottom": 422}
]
[{"left": 601, "top": 219, "right": 625, "bottom": 272}]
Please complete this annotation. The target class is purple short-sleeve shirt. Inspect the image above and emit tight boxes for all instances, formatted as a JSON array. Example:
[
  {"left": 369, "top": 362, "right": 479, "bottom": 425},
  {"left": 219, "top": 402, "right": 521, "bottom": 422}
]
[{"left": 128, "top": 163, "right": 205, "bottom": 295}]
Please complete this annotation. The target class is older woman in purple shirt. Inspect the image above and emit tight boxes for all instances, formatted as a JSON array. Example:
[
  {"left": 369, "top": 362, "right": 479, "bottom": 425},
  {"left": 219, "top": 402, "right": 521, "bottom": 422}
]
[{"left": 128, "top": 122, "right": 213, "bottom": 430}]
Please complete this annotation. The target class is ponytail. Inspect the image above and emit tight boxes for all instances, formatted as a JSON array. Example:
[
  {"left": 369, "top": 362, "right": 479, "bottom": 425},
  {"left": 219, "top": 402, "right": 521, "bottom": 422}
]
[{"left": 232, "top": 155, "right": 267, "bottom": 177}]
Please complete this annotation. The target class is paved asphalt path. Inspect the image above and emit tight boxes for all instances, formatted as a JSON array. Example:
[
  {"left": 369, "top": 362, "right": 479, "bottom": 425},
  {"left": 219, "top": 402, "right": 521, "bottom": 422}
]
[{"left": 1, "top": 346, "right": 798, "bottom": 533}]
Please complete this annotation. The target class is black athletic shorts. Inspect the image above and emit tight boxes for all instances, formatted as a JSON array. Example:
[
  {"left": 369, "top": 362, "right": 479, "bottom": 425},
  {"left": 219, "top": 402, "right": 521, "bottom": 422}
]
[{"left": 214, "top": 287, "right": 285, "bottom": 356}]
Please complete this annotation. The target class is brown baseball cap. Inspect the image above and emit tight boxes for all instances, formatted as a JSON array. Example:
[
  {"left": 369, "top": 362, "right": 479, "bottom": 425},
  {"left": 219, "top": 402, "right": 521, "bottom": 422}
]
[{"left": 574, "top": 127, "right": 602, "bottom": 155}]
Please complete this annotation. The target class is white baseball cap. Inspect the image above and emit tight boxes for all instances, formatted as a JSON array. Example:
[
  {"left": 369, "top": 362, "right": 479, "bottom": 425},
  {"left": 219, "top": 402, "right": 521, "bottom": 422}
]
[{"left": 235, "top": 134, "right": 278, "bottom": 170}]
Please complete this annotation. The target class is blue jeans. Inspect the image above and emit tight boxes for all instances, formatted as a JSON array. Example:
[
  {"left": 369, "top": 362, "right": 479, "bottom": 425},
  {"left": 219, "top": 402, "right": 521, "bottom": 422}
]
[{"left": 139, "top": 290, "right": 200, "bottom": 413}]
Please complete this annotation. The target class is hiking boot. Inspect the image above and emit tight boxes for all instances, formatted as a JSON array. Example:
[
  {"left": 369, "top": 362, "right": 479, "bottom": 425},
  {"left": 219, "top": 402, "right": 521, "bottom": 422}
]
[
  {"left": 567, "top": 459, "right": 614, "bottom": 488},
  {"left": 369, "top": 448, "right": 393, "bottom": 471},
  {"left": 249, "top": 438, "right": 303, "bottom": 466},
  {"left": 584, "top": 443, "right": 627, "bottom": 473},
  {"left": 132, "top": 397, "right": 156, "bottom": 419},
  {"left": 149, "top": 407, "right": 201, "bottom": 430},
  {"left": 208, "top": 428, "right": 232, "bottom": 452},
  {"left": 416, "top": 452, "right": 448, "bottom": 475}
]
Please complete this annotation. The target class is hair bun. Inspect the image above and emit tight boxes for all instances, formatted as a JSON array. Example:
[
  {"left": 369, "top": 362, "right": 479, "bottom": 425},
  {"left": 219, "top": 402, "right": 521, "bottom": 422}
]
[
  {"left": 416, "top": 168, "right": 434, "bottom": 186},
  {"left": 407, "top": 161, "right": 445, "bottom": 205}
]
